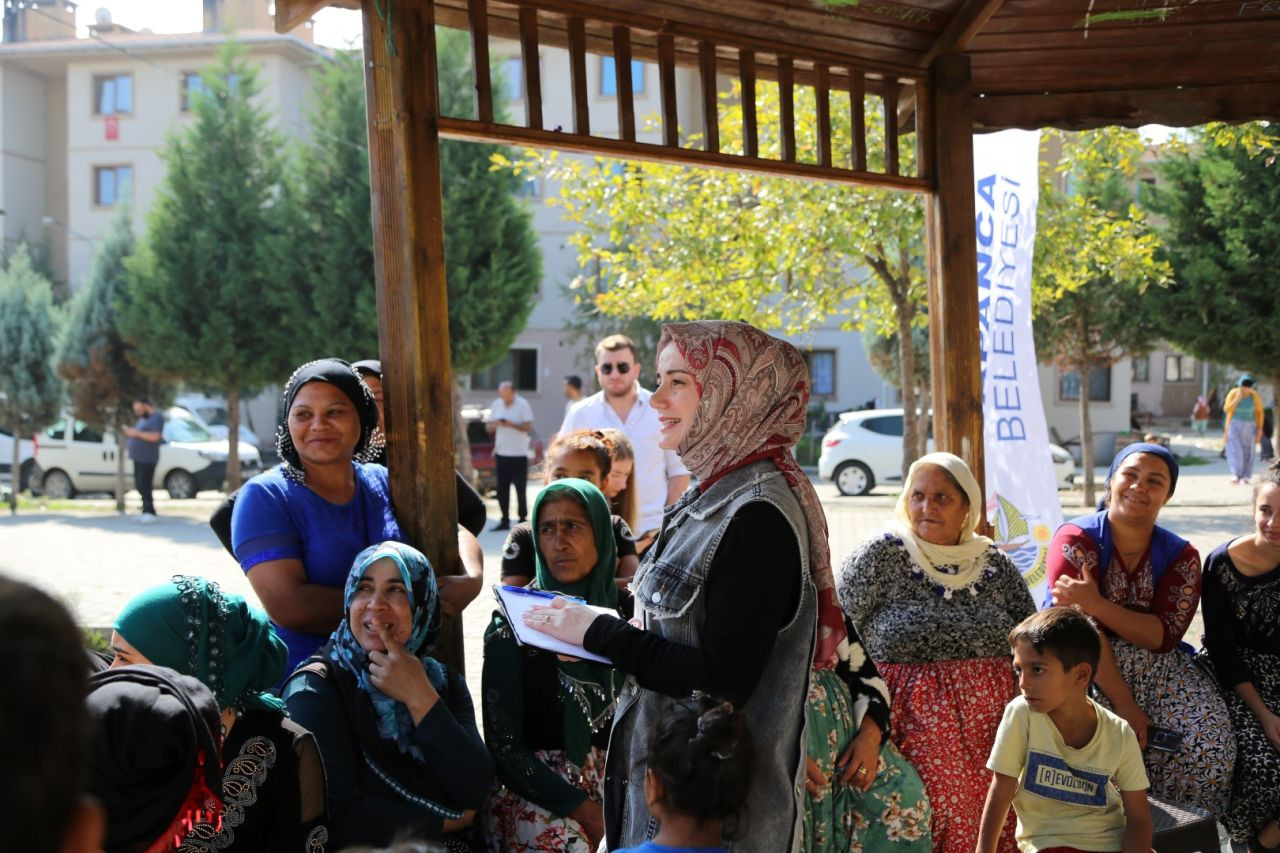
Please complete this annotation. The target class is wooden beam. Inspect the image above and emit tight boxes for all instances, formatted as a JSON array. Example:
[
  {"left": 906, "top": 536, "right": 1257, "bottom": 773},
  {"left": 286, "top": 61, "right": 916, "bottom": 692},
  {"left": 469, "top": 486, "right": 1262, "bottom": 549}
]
[
  {"left": 468, "top": 0, "right": 493, "bottom": 123},
  {"left": 437, "top": 116, "right": 933, "bottom": 193},
  {"left": 739, "top": 49, "right": 758, "bottom": 158},
  {"left": 568, "top": 17, "right": 590, "bottom": 135},
  {"left": 920, "top": 0, "right": 1007, "bottom": 68},
  {"left": 613, "top": 27, "right": 637, "bottom": 142},
  {"left": 971, "top": 81, "right": 1280, "bottom": 131},
  {"left": 699, "top": 41, "right": 719, "bottom": 154},
  {"left": 658, "top": 32, "right": 678, "bottom": 148},
  {"left": 815, "top": 63, "right": 832, "bottom": 169},
  {"left": 884, "top": 78, "right": 900, "bottom": 176},
  {"left": 850, "top": 71, "right": 867, "bottom": 172},
  {"left": 778, "top": 56, "right": 795, "bottom": 163},
  {"left": 924, "top": 53, "right": 984, "bottom": 496},
  {"left": 274, "top": 0, "right": 341, "bottom": 33},
  {"left": 362, "top": 0, "right": 463, "bottom": 668},
  {"left": 519, "top": 7, "right": 543, "bottom": 130}
]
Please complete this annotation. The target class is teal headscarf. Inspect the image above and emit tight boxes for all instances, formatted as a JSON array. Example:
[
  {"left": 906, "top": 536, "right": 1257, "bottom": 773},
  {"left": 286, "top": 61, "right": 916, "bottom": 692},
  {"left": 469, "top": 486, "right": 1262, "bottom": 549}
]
[
  {"left": 530, "top": 479, "right": 625, "bottom": 764},
  {"left": 115, "top": 575, "right": 287, "bottom": 714}
]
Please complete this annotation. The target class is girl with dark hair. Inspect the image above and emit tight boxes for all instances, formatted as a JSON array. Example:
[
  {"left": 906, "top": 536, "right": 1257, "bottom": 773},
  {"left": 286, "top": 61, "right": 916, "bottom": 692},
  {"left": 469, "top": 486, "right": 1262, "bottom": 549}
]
[
  {"left": 499, "top": 430, "right": 639, "bottom": 587},
  {"left": 599, "top": 428, "right": 639, "bottom": 534},
  {"left": 282, "top": 541, "right": 493, "bottom": 850},
  {"left": 614, "top": 693, "right": 755, "bottom": 853},
  {"left": 109, "top": 576, "right": 328, "bottom": 851},
  {"left": 230, "top": 358, "right": 482, "bottom": 672},
  {"left": 1046, "top": 442, "right": 1234, "bottom": 816},
  {"left": 1198, "top": 460, "right": 1280, "bottom": 850}
]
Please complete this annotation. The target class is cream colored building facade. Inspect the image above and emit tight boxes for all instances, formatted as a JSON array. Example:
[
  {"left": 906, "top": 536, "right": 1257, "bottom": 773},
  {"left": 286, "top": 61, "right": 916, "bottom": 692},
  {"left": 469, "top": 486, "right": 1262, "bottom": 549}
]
[{"left": 0, "top": 1, "right": 326, "bottom": 288}]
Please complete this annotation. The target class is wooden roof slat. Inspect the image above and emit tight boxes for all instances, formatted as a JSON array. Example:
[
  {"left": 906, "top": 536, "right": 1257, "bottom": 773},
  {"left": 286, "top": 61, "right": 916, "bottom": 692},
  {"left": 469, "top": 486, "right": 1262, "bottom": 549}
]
[
  {"left": 920, "top": 0, "right": 1007, "bottom": 67},
  {"left": 970, "top": 19, "right": 1280, "bottom": 50}
]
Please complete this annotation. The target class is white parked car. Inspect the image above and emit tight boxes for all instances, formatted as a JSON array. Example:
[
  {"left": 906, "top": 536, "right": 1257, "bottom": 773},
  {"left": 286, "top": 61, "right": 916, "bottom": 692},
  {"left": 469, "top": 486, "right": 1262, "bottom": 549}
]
[
  {"left": 817, "top": 408, "right": 1075, "bottom": 496},
  {"left": 33, "top": 406, "right": 261, "bottom": 499},
  {"left": 0, "top": 428, "right": 40, "bottom": 492}
]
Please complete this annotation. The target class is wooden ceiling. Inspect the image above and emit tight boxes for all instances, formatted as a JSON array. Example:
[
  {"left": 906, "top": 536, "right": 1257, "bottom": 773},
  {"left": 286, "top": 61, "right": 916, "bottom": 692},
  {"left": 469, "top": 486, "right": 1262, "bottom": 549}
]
[{"left": 279, "top": 0, "right": 1280, "bottom": 130}]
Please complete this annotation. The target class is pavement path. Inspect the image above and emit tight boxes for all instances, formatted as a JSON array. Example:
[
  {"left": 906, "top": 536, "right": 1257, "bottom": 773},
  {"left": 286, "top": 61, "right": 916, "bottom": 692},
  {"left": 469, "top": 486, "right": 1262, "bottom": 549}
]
[{"left": 0, "top": 441, "right": 1263, "bottom": 693}]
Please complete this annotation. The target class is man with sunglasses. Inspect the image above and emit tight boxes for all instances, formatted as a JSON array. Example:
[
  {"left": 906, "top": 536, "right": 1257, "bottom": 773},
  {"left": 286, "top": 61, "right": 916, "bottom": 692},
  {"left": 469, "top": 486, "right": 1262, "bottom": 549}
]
[{"left": 560, "top": 334, "right": 690, "bottom": 538}]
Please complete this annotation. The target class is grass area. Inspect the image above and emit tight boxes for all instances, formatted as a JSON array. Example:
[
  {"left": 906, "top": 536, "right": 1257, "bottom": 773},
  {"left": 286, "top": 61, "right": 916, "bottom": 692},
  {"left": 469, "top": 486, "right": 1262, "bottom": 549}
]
[{"left": 1176, "top": 454, "right": 1212, "bottom": 466}]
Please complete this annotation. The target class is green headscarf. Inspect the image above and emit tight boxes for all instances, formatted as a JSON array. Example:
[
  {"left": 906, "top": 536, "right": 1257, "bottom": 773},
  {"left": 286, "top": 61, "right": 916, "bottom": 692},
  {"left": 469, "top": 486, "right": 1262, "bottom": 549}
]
[
  {"left": 530, "top": 479, "right": 624, "bottom": 764},
  {"left": 115, "top": 575, "right": 287, "bottom": 714}
]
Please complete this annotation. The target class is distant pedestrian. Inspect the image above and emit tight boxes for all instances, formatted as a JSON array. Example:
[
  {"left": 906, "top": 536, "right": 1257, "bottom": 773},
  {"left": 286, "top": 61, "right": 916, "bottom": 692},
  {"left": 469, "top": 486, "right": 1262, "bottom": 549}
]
[
  {"left": 123, "top": 397, "right": 164, "bottom": 523},
  {"left": 1191, "top": 394, "right": 1210, "bottom": 436},
  {"left": 563, "top": 374, "right": 584, "bottom": 417},
  {"left": 488, "top": 380, "right": 534, "bottom": 531},
  {"left": 559, "top": 334, "right": 689, "bottom": 536},
  {"left": 1225, "top": 374, "right": 1264, "bottom": 484}
]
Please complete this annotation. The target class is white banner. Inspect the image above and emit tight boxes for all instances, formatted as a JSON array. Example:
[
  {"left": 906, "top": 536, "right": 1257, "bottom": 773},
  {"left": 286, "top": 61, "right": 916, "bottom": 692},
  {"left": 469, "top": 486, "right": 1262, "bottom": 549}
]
[{"left": 974, "top": 129, "right": 1060, "bottom": 604}]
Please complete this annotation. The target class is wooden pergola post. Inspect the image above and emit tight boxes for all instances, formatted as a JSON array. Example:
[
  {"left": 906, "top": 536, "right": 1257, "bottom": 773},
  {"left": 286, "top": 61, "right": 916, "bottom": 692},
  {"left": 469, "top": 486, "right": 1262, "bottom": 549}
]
[
  {"left": 362, "top": 0, "right": 464, "bottom": 667},
  {"left": 925, "top": 53, "right": 985, "bottom": 496}
]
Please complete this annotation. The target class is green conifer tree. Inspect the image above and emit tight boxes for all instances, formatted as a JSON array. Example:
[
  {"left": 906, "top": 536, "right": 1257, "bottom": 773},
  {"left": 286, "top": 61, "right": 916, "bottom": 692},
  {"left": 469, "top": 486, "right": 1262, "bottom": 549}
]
[
  {"left": 121, "top": 42, "right": 295, "bottom": 491},
  {"left": 0, "top": 245, "right": 63, "bottom": 513}
]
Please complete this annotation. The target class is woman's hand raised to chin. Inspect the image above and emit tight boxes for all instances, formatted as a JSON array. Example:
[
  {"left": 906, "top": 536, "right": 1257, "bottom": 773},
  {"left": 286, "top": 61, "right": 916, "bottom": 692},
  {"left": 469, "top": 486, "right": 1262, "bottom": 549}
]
[
  {"left": 522, "top": 596, "right": 602, "bottom": 647},
  {"left": 368, "top": 623, "right": 439, "bottom": 725}
]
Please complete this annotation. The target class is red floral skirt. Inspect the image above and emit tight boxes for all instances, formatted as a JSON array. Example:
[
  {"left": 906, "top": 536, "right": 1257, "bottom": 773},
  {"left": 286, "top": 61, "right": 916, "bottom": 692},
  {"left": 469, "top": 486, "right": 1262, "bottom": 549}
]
[{"left": 879, "top": 657, "right": 1019, "bottom": 853}]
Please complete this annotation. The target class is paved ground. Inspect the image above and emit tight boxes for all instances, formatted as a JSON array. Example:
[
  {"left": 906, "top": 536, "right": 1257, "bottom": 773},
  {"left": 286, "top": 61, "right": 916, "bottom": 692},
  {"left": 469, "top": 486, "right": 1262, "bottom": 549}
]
[{"left": 0, "top": 439, "right": 1262, "bottom": 694}]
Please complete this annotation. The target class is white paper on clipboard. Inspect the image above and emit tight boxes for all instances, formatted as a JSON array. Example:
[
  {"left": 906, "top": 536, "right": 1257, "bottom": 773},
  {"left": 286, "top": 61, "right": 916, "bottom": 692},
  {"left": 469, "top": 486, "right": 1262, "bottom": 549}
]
[{"left": 492, "top": 584, "right": 616, "bottom": 665}]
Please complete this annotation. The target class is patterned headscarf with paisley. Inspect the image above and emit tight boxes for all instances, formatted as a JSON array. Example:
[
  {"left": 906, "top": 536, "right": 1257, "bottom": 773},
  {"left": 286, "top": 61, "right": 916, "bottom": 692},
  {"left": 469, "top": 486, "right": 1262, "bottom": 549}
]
[{"left": 657, "top": 321, "right": 846, "bottom": 667}]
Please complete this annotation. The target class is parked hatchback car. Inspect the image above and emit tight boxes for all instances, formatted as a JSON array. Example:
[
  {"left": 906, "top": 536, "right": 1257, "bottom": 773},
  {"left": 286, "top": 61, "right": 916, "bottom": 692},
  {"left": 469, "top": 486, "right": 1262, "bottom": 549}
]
[
  {"left": 33, "top": 406, "right": 261, "bottom": 499},
  {"left": 817, "top": 408, "right": 1075, "bottom": 496}
]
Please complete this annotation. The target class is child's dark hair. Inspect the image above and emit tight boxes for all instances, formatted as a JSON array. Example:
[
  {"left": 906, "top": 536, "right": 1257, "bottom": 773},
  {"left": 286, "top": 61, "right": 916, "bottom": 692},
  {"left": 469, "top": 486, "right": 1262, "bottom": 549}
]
[
  {"left": 647, "top": 693, "right": 754, "bottom": 825},
  {"left": 1008, "top": 607, "right": 1101, "bottom": 680},
  {"left": 545, "top": 429, "right": 612, "bottom": 481}
]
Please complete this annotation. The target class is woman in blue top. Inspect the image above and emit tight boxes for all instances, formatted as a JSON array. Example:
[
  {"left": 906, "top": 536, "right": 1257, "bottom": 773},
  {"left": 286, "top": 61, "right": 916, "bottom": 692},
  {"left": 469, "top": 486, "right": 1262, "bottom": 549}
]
[{"left": 231, "top": 358, "right": 482, "bottom": 672}]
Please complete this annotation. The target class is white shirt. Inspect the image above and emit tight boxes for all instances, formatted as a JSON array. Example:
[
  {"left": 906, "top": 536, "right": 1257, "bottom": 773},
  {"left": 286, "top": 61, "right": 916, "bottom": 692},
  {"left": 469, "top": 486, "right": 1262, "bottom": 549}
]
[
  {"left": 559, "top": 387, "right": 689, "bottom": 532},
  {"left": 488, "top": 395, "right": 534, "bottom": 458}
]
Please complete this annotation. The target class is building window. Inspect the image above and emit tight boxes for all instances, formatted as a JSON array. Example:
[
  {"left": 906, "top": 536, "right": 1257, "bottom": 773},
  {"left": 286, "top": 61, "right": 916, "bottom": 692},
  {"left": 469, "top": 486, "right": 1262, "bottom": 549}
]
[
  {"left": 1164, "top": 354, "right": 1197, "bottom": 383},
  {"left": 1131, "top": 355, "right": 1150, "bottom": 383},
  {"left": 1059, "top": 366, "right": 1112, "bottom": 402},
  {"left": 600, "top": 56, "right": 645, "bottom": 96},
  {"left": 802, "top": 350, "right": 836, "bottom": 397},
  {"left": 94, "top": 165, "right": 133, "bottom": 206},
  {"left": 469, "top": 347, "right": 539, "bottom": 392},
  {"left": 93, "top": 73, "right": 133, "bottom": 115},
  {"left": 180, "top": 72, "right": 207, "bottom": 111}
]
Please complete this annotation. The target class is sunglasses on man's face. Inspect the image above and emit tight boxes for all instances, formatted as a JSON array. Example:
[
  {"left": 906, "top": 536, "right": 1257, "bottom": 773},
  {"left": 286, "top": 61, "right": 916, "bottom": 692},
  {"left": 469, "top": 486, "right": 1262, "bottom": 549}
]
[{"left": 598, "top": 362, "right": 632, "bottom": 375}]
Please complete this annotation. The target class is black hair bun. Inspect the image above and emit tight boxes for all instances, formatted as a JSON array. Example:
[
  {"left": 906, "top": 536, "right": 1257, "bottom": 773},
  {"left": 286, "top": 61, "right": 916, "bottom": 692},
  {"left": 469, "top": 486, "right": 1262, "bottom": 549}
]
[{"left": 691, "top": 698, "right": 745, "bottom": 760}]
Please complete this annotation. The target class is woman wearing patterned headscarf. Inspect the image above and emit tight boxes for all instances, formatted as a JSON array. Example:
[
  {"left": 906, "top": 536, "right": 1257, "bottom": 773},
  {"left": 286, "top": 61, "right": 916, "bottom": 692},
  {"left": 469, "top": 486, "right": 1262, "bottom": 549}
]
[
  {"left": 524, "top": 321, "right": 843, "bottom": 851},
  {"left": 282, "top": 541, "right": 493, "bottom": 850},
  {"left": 480, "top": 479, "right": 629, "bottom": 852},
  {"left": 1046, "top": 442, "right": 1235, "bottom": 817},
  {"left": 230, "top": 358, "right": 399, "bottom": 672},
  {"left": 839, "top": 452, "right": 1034, "bottom": 853},
  {"left": 109, "top": 576, "right": 327, "bottom": 851}
]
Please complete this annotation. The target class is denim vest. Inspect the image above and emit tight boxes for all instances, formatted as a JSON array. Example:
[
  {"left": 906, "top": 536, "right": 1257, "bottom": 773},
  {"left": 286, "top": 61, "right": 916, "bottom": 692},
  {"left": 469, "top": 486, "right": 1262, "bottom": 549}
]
[{"left": 603, "top": 459, "right": 816, "bottom": 852}]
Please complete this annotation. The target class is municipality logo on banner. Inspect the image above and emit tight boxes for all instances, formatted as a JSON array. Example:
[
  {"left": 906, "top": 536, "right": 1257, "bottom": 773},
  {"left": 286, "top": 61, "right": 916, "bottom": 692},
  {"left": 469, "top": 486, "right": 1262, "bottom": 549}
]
[{"left": 973, "top": 129, "right": 1061, "bottom": 604}]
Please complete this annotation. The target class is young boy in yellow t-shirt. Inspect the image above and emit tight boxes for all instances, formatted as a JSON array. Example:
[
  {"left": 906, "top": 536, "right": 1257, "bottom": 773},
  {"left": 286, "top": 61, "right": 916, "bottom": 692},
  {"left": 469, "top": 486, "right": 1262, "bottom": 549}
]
[{"left": 976, "top": 608, "right": 1152, "bottom": 853}]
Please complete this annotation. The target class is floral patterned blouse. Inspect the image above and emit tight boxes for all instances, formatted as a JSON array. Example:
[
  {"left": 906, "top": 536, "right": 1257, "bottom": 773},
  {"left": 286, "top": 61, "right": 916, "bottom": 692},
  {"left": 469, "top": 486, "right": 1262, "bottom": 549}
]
[
  {"left": 1200, "top": 540, "right": 1280, "bottom": 689},
  {"left": 838, "top": 532, "right": 1036, "bottom": 664},
  {"left": 1046, "top": 523, "right": 1201, "bottom": 653}
]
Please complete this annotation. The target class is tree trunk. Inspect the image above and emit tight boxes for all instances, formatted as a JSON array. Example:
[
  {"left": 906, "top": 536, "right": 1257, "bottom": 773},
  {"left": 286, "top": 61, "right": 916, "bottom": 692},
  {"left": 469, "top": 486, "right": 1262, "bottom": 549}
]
[
  {"left": 1079, "top": 370, "right": 1096, "bottom": 508},
  {"left": 226, "top": 388, "right": 242, "bottom": 493},
  {"left": 8, "top": 418, "right": 17, "bottom": 515},
  {"left": 918, "top": 384, "right": 932, "bottom": 459},
  {"left": 897, "top": 307, "right": 920, "bottom": 483},
  {"left": 115, "top": 424, "right": 127, "bottom": 514},
  {"left": 453, "top": 380, "right": 476, "bottom": 484}
]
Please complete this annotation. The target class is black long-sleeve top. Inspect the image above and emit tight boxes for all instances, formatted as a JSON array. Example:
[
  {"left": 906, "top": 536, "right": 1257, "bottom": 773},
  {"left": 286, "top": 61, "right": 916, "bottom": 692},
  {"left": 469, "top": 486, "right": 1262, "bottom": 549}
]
[
  {"left": 583, "top": 500, "right": 802, "bottom": 707},
  {"left": 281, "top": 664, "right": 494, "bottom": 848},
  {"left": 1201, "top": 540, "right": 1280, "bottom": 690}
]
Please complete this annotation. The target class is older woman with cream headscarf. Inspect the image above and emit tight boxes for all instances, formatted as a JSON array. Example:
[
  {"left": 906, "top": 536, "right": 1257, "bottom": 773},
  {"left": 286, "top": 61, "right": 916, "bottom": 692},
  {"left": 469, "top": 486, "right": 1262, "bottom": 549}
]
[{"left": 839, "top": 452, "right": 1035, "bottom": 853}]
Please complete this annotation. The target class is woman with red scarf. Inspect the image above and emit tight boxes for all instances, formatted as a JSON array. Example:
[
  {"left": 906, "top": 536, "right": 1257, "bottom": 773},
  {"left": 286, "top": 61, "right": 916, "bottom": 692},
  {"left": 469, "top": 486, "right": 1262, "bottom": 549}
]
[{"left": 524, "top": 321, "right": 847, "bottom": 851}]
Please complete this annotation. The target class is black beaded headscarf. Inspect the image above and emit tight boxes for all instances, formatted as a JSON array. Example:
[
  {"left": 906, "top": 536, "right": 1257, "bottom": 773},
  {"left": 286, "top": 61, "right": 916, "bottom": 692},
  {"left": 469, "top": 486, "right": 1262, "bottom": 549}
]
[{"left": 276, "top": 358, "right": 383, "bottom": 481}]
